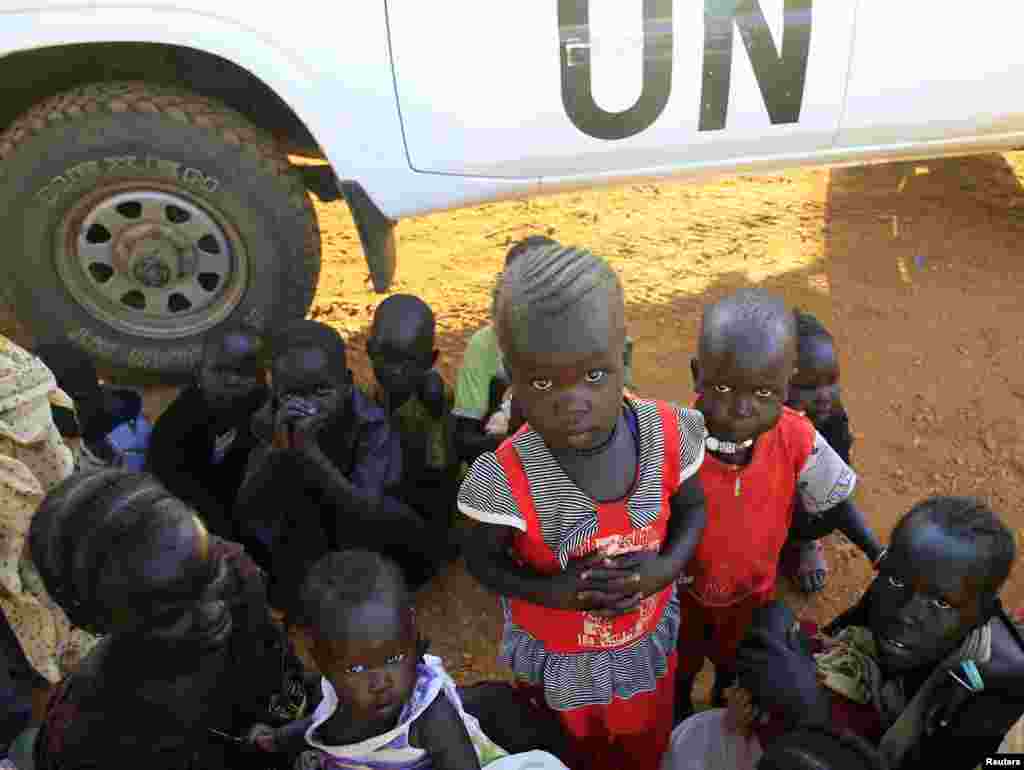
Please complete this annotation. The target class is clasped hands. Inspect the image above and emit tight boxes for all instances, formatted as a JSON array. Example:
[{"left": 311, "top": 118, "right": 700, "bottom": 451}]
[{"left": 552, "top": 548, "right": 673, "bottom": 617}]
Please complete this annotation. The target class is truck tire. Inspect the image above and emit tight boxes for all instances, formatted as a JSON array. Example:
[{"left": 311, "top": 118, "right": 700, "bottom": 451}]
[{"left": 0, "top": 81, "right": 321, "bottom": 376}]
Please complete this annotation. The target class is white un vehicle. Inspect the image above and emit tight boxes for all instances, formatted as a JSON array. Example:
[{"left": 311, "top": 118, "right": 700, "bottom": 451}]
[{"left": 1, "top": 1, "right": 1022, "bottom": 374}]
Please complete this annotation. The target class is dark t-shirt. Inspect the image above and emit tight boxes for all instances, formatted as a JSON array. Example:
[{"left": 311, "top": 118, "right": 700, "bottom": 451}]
[{"left": 147, "top": 385, "right": 268, "bottom": 540}]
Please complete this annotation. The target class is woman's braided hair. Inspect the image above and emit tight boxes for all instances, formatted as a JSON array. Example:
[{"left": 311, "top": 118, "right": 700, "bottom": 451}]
[{"left": 29, "top": 470, "right": 187, "bottom": 635}]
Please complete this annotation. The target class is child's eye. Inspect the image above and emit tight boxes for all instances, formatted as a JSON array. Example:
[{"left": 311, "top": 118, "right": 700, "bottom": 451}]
[
  {"left": 346, "top": 664, "right": 368, "bottom": 674},
  {"left": 315, "top": 387, "right": 335, "bottom": 397},
  {"left": 712, "top": 384, "right": 731, "bottom": 394},
  {"left": 584, "top": 369, "right": 606, "bottom": 384},
  {"left": 531, "top": 379, "right": 553, "bottom": 392},
  {"left": 932, "top": 598, "right": 953, "bottom": 610},
  {"left": 887, "top": 576, "right": 905, "bottom": 589},
  {"left": 755, "top": 388, "right": 774, "bottom": 398},
  {"left": 385, "top": 653, "right": 407, "bottom": 666}
]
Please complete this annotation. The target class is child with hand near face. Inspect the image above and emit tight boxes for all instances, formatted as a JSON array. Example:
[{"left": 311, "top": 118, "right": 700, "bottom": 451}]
[
  {"left": 676, "top": 289, "right": 881, "bottom": 720},
  {"left": 459, "top": 243, "right": 708, "bottom": 770},
  {"left": 367, "top": 295, "right": 461, "bottom": 550},
  {"left": 249, "top": 550, "right": 569, "bottom": 770}
]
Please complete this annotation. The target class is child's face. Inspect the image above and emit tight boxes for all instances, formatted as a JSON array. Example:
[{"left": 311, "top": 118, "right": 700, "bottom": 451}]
[
  {"left": 504, "top": 324, "right": 625, "bottom": 451},
  {"left": 102, "top": 512, "right": 232, "bottom": 649},
  {"left": 787, "top": 336, "right": 840, "bottom": 425},
  {"left": 695, "top": 344, "right": 793, "bottom": 447},
  {"left": 200, "top": 332, "right": 265, "bottom": 412},
  {"left": 367, "top": 323, "right": 435, "bottom": 399},
  {"left": 311, "top": 602, "right": 418, "bottom": 731},
  {"left": 868, "top": 518, "right": 986, "bottom": 674},
  {"left": 272, "top": 347, "right": 346, "bottom": 419}
]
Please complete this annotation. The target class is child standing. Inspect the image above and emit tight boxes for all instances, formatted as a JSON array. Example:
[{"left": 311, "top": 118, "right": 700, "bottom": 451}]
[
  {"left": 367, "top": 295, "right": 461, "bottom": 540},
  {"left": 459, "top": 243, "right": 708, "bottom": 770},
  {"left": 676, "top": 289, "right": 882, "bottom": 719},
  {"left": 250, "top": 550, "right": 569, "bottom": 769},
  {"left": 780, "top": 309, "right": 856, "bottom": 593}
]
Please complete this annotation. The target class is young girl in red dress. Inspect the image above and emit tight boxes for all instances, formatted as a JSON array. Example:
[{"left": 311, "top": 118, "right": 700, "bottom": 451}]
[{"left": 459, "top": 243, "right": 708, "bottom": 770}]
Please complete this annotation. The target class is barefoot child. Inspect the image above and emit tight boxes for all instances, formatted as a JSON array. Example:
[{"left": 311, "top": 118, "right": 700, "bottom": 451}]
[
  {"left": 781, "top": 310, "right": 856, "bottom": 594},
  {"left": 368, "top": 295, "right": 461, "bottom": 541},
  {"left": 250, "top": 550, "right": 569, "bottom": 769},
  {"left": 459, "top": 243, "right": 708, "bottom": 770},
  {"left": 676, "top": 289, "right": 882, "bottom": 718}
]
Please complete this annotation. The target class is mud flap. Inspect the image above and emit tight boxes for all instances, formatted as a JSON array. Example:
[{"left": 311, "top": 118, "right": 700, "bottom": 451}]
[{"left": 339, "top": 180, "right": 397, "bottom": 293}]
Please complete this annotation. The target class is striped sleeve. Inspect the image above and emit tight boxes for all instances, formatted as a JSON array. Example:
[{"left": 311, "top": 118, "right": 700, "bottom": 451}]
[
  {"left": 674, "top": 405, "right": 707, "bottom": 485},
  {"left": 457, "top": 451, "right": 526, "bottom": 531}
]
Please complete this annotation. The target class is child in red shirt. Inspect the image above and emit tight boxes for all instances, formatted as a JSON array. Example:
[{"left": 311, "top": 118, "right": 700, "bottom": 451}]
[
  {"left": 459, "top": 243, "right": 708, "bottom": 770},
  {"left": 675, "top": 289, "right": 883, "bottom": 720}
]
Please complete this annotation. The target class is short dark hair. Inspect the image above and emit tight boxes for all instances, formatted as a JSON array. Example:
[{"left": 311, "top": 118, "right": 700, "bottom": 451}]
[
  {"left": 758, "top": 725, "right": 888, "bottom": 770},
  {"left": 699, "top": 288, "right": 796, "bottom": 361},
  {"left": 296, "top": 550, "right": 409, "bottom": 638},
  {"left": 894, "top": 496, "right": 1016, "bottom": 599},
  {"left": 29, "top": 470, "right": 189, "bottom": 635},
  {"left": 505, "top": 235, "right": 559, "bottom": 267},
  {"left": 32, "top": 338, "right": 102, "bottom": 406},
  {"left": 270, "top": 319, "right": 348, "bottom": 382},
  {"left": 201, "top": 323, "right": 267, "bottom": 365},
  {"left": 371, "top": 294, "right": 436, "bottom": 346}
]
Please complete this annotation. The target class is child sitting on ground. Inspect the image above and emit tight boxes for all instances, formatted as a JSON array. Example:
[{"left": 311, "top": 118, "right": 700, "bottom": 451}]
[
  {"left": 234, "top": 320, "right": 443, "bottom": 615},
  {"left": 459, "top": 243, "right": 708, "bottom": 770},
  {"left": 249, "top": 550, "right": 570, "bottom": 769},
  {"left": 148, "top": 324, "right": 269, "bottom": 540},
  {"left": 676, "top": 289, "right": 882, "bottom": 720},
  {"left": 33, "top": 338, "right": 151, "bottom": 471},
  {"left": 367, "top": 295, "right": 461, "bottom": 542},
  {"left": 780, "top": 309, "right": 856, "bottom": 593},
  {"left": 454, "top": 236, "right": 557, "bottom": 464}
]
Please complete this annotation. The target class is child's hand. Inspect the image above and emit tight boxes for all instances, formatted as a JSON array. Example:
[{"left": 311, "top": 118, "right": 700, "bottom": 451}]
[
  {"left": 581, "top": 550, "right": 672, "bottom": 616},
  {"left": 549, "top": 552, "right": 640, "bottom": 613},
  {"left": 245, "top": 724, "right": 278, "bottom": 752},
  {"left": 724, "top": 685, "right": 759, "bottom": 738}
]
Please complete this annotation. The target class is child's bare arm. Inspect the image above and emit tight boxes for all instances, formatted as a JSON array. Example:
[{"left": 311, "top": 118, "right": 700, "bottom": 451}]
[
  {"left": 412, "top": 694, "right": 481, "bottom": 770},
  {"left": 464, "top": 522, "right": 631, "bottom": 612},
  {"left": 248, "top": 716, "right": 316, "bottom": 755},
  {"left": 583, "top": 474, "right": 706, "bottom": 611},
  {"left": 825, "top": 499, "right": 884, "bottom": 565}
]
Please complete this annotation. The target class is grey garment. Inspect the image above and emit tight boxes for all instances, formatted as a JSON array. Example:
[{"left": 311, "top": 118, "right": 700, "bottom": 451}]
[
  {"left": 551, "top": 410, "right": 636, "bottom": 503},
  {"left": 796, "top": 430, "right": 857, "bottom": 514}
]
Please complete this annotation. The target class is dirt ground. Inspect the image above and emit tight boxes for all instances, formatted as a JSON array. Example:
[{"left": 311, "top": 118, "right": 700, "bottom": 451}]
[{"left": 12, "top": 152, "right": 1024, "bottom": 705}]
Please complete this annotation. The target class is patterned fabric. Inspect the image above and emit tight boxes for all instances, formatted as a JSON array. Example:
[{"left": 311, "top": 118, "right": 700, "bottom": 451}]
[
  {"left": 683, "top": 408, "right": 855, "bottom": 608},
  {"left": 0, "top": 336, "right": 97, "bottom": 684},
  {"left": 304, "top": 655, "right": 508, "bottom": 769},
  {"left": 459, "top": 401, "right": 706, "bottom": 554},
  {"left": 458, "top": 399, "right": 706, "bottom": 711}
]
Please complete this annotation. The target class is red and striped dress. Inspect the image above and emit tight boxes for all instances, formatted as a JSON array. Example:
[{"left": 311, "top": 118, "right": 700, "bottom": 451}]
[{"left": 459, "top": 399, "right": 706, "bottom": 770}]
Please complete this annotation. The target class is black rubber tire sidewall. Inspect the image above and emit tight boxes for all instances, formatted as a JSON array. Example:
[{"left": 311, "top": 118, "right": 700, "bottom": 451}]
[{"left": 0, "top": 107, "right": 318, "bottom": 376}]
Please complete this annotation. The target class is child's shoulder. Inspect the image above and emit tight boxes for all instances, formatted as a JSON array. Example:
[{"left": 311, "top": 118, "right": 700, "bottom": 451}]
[{"left": 770, "top": 406, "right": 818, "bottom": 459}]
